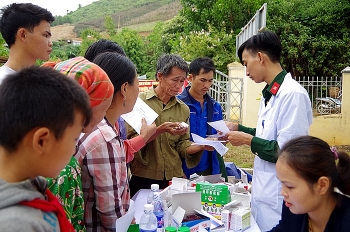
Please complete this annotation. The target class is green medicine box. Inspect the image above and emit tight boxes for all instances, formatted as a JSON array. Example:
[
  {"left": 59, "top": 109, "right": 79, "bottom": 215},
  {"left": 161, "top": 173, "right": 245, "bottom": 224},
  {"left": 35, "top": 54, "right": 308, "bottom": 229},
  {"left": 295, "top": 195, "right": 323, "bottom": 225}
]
[{"left": 195, "top": 182, "right": 231, "bottom": 219}]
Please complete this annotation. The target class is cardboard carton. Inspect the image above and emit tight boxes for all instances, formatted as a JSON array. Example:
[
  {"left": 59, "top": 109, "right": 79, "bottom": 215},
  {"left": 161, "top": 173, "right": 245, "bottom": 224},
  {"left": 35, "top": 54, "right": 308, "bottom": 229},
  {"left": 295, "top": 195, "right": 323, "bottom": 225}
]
[
  {"left": 195, "top": 182, "right": 231, "bottom": 219},
  {"left": 171, "top": 192, "right": 211, "bottom": 231}
]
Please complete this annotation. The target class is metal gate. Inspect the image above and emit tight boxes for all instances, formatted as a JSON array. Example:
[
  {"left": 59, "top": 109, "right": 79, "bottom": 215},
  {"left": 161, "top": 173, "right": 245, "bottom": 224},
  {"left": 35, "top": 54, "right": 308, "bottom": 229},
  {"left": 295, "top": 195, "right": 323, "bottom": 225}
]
[{"left": 209, "top": 70, "right": 243, "bottom": 123}]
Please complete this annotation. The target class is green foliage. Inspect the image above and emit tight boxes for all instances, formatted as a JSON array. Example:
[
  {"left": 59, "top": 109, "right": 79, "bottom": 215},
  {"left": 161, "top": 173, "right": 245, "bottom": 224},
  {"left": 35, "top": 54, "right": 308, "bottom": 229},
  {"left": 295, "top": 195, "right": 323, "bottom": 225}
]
[
  {"left": 267, "top": 0, "right": 350, "bottom": 76},
  {"left": 51, "top": 15, "right": 72, "bottom": 26},
  {"left": 47, "top": 0, "right": 350, "bottom": 78},
  {"left": 180, "top": 0, "right": 264, "bottom": 34},
  {"left": 104, "top": 16, "right": 117, "bottom": 37},
  {"left": 112, "top": 28, "right": 149, "bottom": 75},
  {"left": 78, "top": 28, "right": 102, "bottom": 57},
  {"left": 50, "top": 41, "right": 81, "bottom": 61},
  {"left": 58, "top": 0, "right": 178, "bottom": 33},
  {"left": 173, "top": 27, "right": 235, "bottom": 72},
  {"left": 0, "top": 34, "right": 9, "bottom": 57}
]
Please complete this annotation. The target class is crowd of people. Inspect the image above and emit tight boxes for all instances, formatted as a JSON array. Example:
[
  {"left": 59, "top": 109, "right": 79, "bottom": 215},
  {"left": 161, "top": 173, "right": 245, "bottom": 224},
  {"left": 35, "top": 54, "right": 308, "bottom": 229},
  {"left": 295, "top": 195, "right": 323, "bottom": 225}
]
[{"left": 0, "top": 2, "right": 350, "bottom": 232}]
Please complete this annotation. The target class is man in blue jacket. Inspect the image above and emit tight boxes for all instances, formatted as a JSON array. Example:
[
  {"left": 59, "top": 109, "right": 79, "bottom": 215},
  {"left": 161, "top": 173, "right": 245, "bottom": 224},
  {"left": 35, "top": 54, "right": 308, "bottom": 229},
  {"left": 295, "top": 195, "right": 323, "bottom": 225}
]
[{"left": 178, "top": 57, "right": 227, "bottom": 180}]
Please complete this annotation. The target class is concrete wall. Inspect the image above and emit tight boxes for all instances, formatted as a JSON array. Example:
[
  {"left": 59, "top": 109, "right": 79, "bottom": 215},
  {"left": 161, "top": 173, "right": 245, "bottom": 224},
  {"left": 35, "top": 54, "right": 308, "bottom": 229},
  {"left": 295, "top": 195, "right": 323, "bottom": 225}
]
[{"left": 227, "top": 63, "right": 350, "bottom": 146}]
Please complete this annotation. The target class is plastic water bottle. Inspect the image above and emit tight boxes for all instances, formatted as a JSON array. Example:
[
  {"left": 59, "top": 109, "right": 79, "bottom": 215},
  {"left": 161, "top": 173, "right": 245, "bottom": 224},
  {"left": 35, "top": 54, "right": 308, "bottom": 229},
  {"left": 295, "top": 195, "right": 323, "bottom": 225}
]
[
  {"left": 153, "top": 192, "right": 164, "bottom": 232},
  {"left": 139, "top": 204, "right": 157, "bottom": 232},
  {"left": 147, "top": 184, "right": 159, "bottom": 205}
]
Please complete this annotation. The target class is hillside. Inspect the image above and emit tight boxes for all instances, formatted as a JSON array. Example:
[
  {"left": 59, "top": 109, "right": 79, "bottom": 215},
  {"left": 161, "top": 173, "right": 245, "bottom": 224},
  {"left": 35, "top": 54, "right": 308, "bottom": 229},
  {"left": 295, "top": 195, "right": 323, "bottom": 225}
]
[{"left": 53, "top": 0, "right": 181, "bottom": 35}]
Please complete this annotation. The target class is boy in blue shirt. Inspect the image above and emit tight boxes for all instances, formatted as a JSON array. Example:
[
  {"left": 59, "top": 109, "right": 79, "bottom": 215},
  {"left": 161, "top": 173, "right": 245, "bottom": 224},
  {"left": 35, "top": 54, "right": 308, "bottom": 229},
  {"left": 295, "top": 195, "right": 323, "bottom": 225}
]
[{"left": 178, "top": 57, "right": 227, "bottom": 180}]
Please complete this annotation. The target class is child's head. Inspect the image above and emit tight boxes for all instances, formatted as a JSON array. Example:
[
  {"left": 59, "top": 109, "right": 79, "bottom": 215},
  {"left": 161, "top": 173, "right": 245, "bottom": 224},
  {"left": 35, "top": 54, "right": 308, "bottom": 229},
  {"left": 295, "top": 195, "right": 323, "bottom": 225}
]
[
  {"left": 53, "top": 56, "right": 114, "bottom": 133},
  {"left": 0, "top": 3, "right": 54, "bottom": 48},
  {"left": 276, "top": 135, "right": 350, "bottom": 214},
  {"left": 92, "top": 52, "right": 138, "bottom": 114},
  {"left": 0, "top": 66, "right": 91, "bottom": 177},
  {"left": 84, "top": 39, "right": 126, "bottom": 62}
]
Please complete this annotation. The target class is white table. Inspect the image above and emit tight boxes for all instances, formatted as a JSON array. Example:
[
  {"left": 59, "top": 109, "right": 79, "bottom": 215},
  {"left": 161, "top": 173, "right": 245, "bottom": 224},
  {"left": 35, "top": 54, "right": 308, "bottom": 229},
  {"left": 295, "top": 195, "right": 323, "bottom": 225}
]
[{"left": 132, "top": 189, "right": 261, "bottom": 232}]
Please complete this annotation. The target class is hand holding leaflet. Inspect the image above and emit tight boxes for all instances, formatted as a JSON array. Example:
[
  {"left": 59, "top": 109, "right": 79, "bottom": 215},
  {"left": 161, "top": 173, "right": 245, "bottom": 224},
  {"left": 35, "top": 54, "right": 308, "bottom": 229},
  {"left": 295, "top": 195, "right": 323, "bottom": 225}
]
[
  {"left": 191, "top": 133, "right": 229, "bottom": 156},
  {"left": 207, "top": 120, "right": 230, "bottom": 134},
  {"left": 121, "top": 98, "right": 158, "bottom": 134}
]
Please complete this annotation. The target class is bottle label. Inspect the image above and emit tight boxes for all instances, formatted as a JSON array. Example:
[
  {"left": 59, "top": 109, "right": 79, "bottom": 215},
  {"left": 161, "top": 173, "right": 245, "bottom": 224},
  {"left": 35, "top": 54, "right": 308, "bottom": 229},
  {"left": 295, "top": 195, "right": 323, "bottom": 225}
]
[
  {"left": 156, "top": 214, "right": 164, "bottom": 231},
  {"left": 140, "top": 229, "right": 157, "bottom": 232}
]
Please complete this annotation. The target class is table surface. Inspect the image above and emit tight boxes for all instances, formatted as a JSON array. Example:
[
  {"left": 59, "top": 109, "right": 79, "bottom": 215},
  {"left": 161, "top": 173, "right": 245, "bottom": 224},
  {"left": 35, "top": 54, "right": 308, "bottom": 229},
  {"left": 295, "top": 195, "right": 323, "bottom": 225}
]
[{"left": 132, "top": 189, "right": 261, "bottom": 232}]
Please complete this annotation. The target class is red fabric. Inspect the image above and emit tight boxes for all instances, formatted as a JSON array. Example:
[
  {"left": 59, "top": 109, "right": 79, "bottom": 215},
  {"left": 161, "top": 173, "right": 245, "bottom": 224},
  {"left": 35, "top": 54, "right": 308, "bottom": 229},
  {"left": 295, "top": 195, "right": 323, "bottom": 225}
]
[
  {"left": 20, "top": 189, "right": 74, "bottom": 232},
  {"left": 270, "top": 82, "right": 280, "bottom": 95}
]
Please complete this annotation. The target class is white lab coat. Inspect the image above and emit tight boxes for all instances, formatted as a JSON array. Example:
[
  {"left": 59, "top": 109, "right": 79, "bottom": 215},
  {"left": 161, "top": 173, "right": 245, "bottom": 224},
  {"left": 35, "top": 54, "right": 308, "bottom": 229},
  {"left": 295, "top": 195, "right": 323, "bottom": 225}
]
[{"left": 251, "top": 73, "right": 313, "bottom": 231}]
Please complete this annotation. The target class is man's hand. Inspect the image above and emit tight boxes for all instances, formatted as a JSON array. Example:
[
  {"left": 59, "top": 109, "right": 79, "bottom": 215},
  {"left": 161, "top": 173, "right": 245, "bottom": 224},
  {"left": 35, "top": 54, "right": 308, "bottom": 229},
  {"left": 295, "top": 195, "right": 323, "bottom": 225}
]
[
  {"left": 226, "top": 131, "right": 253, "bottom": 146},
  {"left": 225, "top": 121, "right": 239, "bottom": 131},
  {"left": 158, "top": 122, "right": 188, "bottom": 135}
]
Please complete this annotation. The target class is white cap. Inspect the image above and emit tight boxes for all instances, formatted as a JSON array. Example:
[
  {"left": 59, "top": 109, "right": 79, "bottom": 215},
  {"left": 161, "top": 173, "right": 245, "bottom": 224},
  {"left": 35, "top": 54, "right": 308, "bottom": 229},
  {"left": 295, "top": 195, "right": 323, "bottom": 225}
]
[
  {"left": 150, "top": 184, "right": 159, "bottom": 191},
  {"left": 144, "top": 204, "right": 154, "bottom": 211}
]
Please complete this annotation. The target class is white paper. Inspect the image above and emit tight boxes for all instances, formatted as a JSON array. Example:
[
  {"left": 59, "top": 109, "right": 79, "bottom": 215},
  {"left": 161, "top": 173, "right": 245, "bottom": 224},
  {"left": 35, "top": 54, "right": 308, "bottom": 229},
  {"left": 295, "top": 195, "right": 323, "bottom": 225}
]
[
  {"left": 191, "top": 133, "right": 229, "bottom": 156},
  {"left": 171, "top": 177, "right": 188, "bottom": 191},
  {"left": 207, "top": 120, "right": 230, "bottom": 134},
  {"left": 206, "top": 133, "right": 222, "bottom": 138},
  {"left": 121, "top": 98, "right": 158, "bottom": 134},
  {"left": 115, "top": 199, "right": 135, "bottom": 232}
]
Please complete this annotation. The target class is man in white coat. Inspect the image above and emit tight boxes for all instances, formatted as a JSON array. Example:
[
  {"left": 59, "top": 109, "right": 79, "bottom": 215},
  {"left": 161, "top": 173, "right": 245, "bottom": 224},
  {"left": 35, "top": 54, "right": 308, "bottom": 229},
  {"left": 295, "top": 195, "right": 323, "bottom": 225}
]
[{"left": 225, "top": 30, "right": 313, "bottom": 231}]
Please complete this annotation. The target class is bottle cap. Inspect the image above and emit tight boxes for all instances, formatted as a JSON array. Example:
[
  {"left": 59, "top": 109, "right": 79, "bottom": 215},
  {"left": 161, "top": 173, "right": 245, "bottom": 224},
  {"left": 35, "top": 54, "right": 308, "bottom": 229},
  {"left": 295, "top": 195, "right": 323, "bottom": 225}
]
[
  {"left": 144, "top": 204, "right": 154, "bottom": 211},
  {"left": 151, "top": 184, "right": 159, "bottom": 191},
  {"left": 165, "top": 226, "right": 177, "bottom": 232},
  {"left": 178, "top": 226, "right": 190, "bottom": 232}
]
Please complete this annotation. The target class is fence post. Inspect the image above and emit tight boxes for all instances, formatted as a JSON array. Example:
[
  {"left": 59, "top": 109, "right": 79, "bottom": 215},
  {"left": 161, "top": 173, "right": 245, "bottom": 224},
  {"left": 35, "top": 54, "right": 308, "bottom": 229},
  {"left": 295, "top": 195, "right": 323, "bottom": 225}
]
[
  {"left": 228, "top": 62, "right": 265, "bottom": 127},
  {"left": 340, "top": 67, "right": 350, "bottom": 135}
]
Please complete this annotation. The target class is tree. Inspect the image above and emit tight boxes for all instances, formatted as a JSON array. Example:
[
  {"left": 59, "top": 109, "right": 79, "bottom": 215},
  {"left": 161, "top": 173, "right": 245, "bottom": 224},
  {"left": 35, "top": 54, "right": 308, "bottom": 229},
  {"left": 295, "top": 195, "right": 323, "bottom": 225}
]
[
  {"left": 180, "top": 0, "right": 264, "bottom": 33},
  {"left": 267, "top": 0, "right": 350, "bottom": 76},
  {"left": 104, "top": 16, "right": 117, "bottom": 37},
  {"left": 78, "top": 28, "right": 102, "bottom": 57},
  {"left": 112, "top": 28, "right": 148, "bottom": 76}
]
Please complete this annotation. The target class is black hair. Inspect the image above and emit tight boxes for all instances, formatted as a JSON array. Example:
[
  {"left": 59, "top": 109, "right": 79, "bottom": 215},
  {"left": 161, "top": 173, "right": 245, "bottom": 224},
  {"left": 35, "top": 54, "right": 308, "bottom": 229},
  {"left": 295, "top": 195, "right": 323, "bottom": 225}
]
[
  {"left": 0, "top": 3, "right": 54, "bottom": 47},
  {"left": 92, "top": 52, "right": 136, "bottom": 95},
  {"left": 84, "top": 39, "right": 126, "bottom": 62},
  {"left": 238, "top": 30, "right": 282, "bottom": 64},
  {"left": 155, "top": 54, "right": 189, "bottom": 80},
  {"left": 0, "top": 66, "right": 91, "bottom": 152},
  {"left": 279, "top": 135, "right": 350, "bottom": 196},
  {"left": 189, "top": 57, "right": 216, "bottom": 76}
]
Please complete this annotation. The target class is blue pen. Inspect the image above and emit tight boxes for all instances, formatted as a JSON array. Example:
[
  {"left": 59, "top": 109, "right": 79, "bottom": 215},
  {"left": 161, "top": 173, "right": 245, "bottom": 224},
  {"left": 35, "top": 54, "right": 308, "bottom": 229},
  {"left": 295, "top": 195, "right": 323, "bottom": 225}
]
[{"left": 262, "top": 120, "right": 265, "bottom": 129}]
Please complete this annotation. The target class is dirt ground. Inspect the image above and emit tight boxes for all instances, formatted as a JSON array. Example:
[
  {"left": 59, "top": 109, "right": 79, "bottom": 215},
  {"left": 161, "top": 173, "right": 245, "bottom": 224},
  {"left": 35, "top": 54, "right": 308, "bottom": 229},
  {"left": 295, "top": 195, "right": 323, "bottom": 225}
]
[{"left": 50, "top": 24, "right": 77, "bottom": 42}]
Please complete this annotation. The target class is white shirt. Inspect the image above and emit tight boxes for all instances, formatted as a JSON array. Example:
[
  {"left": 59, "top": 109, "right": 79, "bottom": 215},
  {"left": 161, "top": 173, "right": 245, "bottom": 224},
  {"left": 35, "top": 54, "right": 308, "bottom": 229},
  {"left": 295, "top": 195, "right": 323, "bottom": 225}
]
[
  {"left": 251, "top": 73, "right": 313, "bottom": 231},
  {"left": 0, "top": 65, "right": 16, "bottom": 85}
]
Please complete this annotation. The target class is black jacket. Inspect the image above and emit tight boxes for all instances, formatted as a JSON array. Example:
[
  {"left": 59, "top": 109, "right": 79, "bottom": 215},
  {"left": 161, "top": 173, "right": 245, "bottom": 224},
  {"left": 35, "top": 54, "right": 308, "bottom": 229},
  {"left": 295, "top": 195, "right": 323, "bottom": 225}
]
[{"left": 269, "top": 193, "right": 350, "bottom": 232}]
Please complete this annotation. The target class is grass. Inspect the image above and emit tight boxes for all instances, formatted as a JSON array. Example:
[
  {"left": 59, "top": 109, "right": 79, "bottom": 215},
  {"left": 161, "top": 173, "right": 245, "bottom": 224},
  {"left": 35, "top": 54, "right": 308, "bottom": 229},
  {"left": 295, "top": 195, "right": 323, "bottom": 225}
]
[
  {"left": 120, "top": 21, "right": 158, "bottom": 32},
  {"left": 223, "top": 144, "right": 350, "bottom": 169},
  {"left": 223, "top": 144, "right": 255, "bottom": 169}
]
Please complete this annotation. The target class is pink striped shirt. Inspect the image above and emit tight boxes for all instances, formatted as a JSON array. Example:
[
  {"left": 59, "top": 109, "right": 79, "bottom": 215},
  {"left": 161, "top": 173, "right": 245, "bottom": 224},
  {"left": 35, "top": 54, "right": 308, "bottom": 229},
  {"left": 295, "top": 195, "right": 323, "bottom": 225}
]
[{"left": 75, "top": 118, "right": 129, "bottom": 232}]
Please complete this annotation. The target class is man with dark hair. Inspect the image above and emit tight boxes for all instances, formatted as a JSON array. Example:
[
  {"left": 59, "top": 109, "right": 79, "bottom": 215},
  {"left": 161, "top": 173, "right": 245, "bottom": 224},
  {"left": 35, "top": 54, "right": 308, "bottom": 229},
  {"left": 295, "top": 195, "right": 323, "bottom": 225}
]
[
  {"left": 225, "top": 30, "right": 313, "bottom": 231},
  {"left": 177, "top": 57, "right": 228, "bottom": 181},
  {"left": 0, "top": 3, "right": 54, "bottom": 82},
  {"left": 0, "top": 66, "right": 91, "bottom": 231}
]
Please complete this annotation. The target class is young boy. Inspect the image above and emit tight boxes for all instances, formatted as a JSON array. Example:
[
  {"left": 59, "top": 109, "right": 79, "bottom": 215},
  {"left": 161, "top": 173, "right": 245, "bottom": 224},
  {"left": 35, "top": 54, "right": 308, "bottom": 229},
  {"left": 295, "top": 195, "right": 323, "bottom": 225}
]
[
  {"left": 0, "top": 3, "right": 54, "bottom": 82},
  {"left": 0, "top": 66, "right": 92, "bottom": 232}
]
